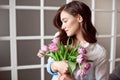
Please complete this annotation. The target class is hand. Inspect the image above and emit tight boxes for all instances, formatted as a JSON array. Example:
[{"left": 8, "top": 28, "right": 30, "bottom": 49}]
[
  {"left": 58, "top": 73, "right": 74, "bottom": 80},
  {"left": 51, "top": 60, "right": 69, "bottom": 74}
]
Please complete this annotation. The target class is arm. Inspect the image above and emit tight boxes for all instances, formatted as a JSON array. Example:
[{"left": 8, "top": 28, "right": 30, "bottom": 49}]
[
  {"left": 47, "top": 57, "right": 69, "bottom": 75},
  {"left": 47, "top": 57, "right": 58, "bottom": 75},
  {"left": 58, "top": 73, "right": 75, "bottom": 80},
  {"left": 95, "top": 48, "right": 109, "bottom": 80}
]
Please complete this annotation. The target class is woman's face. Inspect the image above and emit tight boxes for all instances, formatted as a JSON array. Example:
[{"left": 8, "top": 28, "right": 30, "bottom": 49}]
[{"left": 60, "top": 10, "right": 81, "bottom": 37}]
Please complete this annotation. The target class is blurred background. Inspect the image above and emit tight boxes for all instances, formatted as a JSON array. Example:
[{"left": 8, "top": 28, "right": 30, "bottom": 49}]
[{"left": 0, "top": 0, "right": 120, "bottom": 80}]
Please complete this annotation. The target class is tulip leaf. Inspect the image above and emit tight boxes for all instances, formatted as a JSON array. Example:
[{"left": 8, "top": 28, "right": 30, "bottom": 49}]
[{"left": 68, "top": 61, "right": 77, "bottom": 75}]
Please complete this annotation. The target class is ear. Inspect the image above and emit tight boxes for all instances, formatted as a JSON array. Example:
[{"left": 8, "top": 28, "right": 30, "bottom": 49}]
[{"left": 77, "top": 14, "right": 83, "bottom": 23}]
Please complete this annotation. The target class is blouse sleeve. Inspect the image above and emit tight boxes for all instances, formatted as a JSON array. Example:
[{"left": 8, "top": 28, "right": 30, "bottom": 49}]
[
  {"left": 46, "top": 57, "right": 58, "bottom": 76},
  {"left": 95, "top": 47, "right": 109, "bottom": 80}
]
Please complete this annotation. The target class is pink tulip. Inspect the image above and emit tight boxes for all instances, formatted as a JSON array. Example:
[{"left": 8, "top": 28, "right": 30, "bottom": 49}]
[
  {"left": 37, "top": 49, "right": 44, "bottom": 58},
  {"left": 48, "top": 43, "right": 58, "bottom": 52},
  {"left": 52, "top": 37, "right": 60, "bottom": 44},
  {"left": 41, "top": 45, "right": 49, "bottom": 53}
]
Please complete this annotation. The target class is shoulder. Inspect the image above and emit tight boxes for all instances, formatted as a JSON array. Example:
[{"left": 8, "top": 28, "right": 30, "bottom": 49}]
[
  {"left": 86, "top": 43, "right": 109, "bottom": 70},
  {"left": 54, "top": 32, "right": 60, "bottom": 38},
  {"left": 96, "top": 43, "right": 107, "bottom": 53},
  {"left": 95, "top": 43, "right": 109, "bottom": 63},
  {"left": 96, "top": 43, "right": 108, "bottom": 57},
  {"left": 88, "top": 43, "right": 108, "bottom": 62},
  {"left": 91, "top": 43, "right": 108, "bottom": 57}
]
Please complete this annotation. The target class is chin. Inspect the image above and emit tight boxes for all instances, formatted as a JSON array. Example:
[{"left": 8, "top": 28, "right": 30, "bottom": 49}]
[{"left": 67, "top": 33, "right": 73, "bottom": 37}]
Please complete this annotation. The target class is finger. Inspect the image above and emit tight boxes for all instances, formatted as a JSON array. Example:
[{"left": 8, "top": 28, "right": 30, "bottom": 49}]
[
  {"left": 59, "top": 75, "right": 64, "bottom": 80},
  {"left": 65, "top": 60, "right": 68, "bottom": 63},
  {"left": 64, "top": 69, "right": 69, "bottom": 73},
  {"left": 58, "top": 73, "right": 61, "bottom": 80},
  {"left": 58, "top": 72, "right": 62, "bottom": 77}
]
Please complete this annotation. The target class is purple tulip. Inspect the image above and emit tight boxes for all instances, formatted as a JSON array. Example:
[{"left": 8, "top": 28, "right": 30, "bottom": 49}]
[
  {"left": 83, "top": 62, "right": 91, "bottom": 70},
  {"left": 77, "top": 47, "right": 87, "bottom": 54},
  {"left": 77, "top": 69, "right": 87, "bottom": 77},
  {"left": 76, "top": 54, "right": 88, "bottom": 64}
]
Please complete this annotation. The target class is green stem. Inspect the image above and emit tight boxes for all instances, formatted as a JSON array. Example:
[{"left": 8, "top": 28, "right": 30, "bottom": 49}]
[{"left": 79, "top": 64, "right": 82, "bottom": 69}]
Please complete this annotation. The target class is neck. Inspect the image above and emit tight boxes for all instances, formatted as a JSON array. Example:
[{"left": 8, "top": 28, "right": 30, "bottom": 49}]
[{"left": 76, "top": 31, "right": 85, "bottom": 43}]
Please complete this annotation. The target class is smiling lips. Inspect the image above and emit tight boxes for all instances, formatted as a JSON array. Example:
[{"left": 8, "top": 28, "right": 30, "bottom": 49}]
[{"left": 65, "top": 29, "right": 68, "bottom": 32}]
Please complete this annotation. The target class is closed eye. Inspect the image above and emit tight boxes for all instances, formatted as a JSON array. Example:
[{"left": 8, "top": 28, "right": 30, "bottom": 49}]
[
  {"left": 63, "top": 20, "right": 67, "bottom": 23},
  {"left": 61, "top": 18, "right": 68, "bottom": 23}
]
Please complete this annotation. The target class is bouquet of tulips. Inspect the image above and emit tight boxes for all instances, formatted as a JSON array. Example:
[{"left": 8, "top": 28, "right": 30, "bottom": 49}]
[{"left": 37, "top": 37, "right": 93, "bottom": 77}]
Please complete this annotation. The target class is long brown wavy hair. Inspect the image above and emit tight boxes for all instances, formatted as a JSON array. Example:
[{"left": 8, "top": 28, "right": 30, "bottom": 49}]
[{"left": 53, "top": 1, "right": 97, "bottom": 45}]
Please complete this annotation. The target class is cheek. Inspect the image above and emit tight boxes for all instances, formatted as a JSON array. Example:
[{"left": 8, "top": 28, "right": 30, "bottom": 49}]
[
  {"left": 71, "top": 21, "right": 80, "bottom": 30},
  {"left": 72, "top": 23, "right": 80, "bottom": 34},
  {"left": 70, "top": 18, "right": 79, "bottom": 27},
  {"left": 68, "top": 25, "right": 79, "bottom": 35}
]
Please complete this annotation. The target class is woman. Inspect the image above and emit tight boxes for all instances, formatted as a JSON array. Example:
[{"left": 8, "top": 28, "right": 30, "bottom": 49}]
[{"left": 47, "top": 1, "right": 109, "bottom": 80}]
